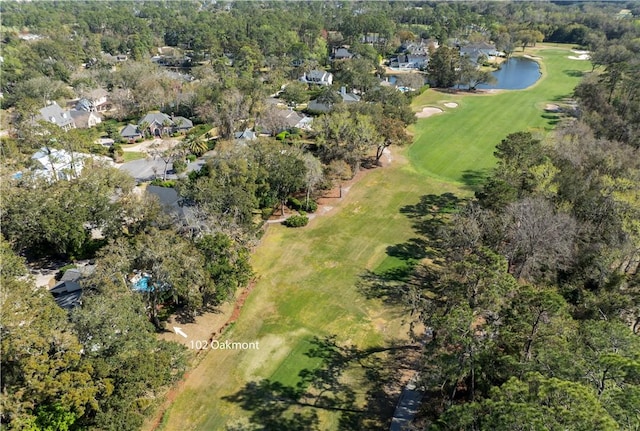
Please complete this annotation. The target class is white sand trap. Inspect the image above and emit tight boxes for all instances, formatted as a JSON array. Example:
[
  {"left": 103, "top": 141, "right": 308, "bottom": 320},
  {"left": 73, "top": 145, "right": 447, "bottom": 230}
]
[
  {"left": 568, "top": 54, "right": 590, "bottom": 60},
  {"left": 545, "top": 103, "right": 560, "bottom": 112},
  {"left": 571, "top": 49, "right": 589, "bottom": 54},
  {"left": 415, "top": 107, "right": 443, "bottom": 118},
  {"left": 443, "top": 102, "right": 458, "bottom": 108}
]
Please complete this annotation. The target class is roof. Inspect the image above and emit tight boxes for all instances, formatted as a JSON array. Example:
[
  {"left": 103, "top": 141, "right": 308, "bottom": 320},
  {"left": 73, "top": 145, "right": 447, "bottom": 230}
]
[
  {"left": 39, "top": 102, "right": 75, "bottom": 128},
  {"left": 307, "top": 70, "right": 331, "bottom": 81},
  {"left": 50, "top": 281, "right": 82, "bottom": 309},
  {"left": 87, "top": 88, "right": 108, "bottom": 100},
  {"left": 60, "top": 268, "right": 82, "bottom": 283},
  {"left": 69, "top": 110, "right": 101, "bottom": 128},
  {"left": 333, "top": 47, "right": 354, "bottom": 59},
  {"left": 173, "top": 116, "right": 193, "bottom": 129},
  {"left": 120, "top": 124, "right": 140, "bottom": 138},
  {"left": 76, "top": 98, "right": 93, "bottom": 111},
  {"left": 140, "top": 112, "right": 172, "bottom": 126},
  {"left": 234, "top": 129, "right": 257, "bottom": 140}
]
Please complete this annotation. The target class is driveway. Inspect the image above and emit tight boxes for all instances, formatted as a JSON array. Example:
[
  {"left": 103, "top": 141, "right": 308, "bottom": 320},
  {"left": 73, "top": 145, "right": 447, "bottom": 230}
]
[
  {"left": 119, "top": 157, "right": 206, "bottom": 182},
  {"left": 119, "top": 157, "right": 175, "bottom": 182}
]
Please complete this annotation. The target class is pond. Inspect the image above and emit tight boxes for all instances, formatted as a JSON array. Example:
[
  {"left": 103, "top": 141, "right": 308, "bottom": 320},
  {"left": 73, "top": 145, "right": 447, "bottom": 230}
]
[
  {"left": 385, "top": 56, "right": 541, "bottom": 91},
  {"left": 476, "top": 57, "right": 541, "bottom": 90}
]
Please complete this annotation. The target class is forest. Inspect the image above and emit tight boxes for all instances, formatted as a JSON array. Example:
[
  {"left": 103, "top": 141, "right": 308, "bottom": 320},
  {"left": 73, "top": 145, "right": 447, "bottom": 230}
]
[{"left": 0, "top": 1, "right": 639, "bottom": 430}]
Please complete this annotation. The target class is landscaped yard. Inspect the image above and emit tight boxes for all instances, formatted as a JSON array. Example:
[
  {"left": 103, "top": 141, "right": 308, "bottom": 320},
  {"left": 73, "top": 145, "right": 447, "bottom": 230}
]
[{"left": 152, "top": 44, "right": 589, "bottom": 431}]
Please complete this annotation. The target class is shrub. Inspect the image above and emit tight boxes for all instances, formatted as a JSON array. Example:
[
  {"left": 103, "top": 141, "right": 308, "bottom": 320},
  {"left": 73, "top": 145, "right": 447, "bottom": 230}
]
[
  {"left": 173, "top": 158, "right": 187, "bottom": 174},
  {"left": 287, "top": 196, "right": 302, "bottom": 210},
  {"left": 283, "top": 214, "right": 309, "bottom": 228},
  {"left": 150, "top": 179, "right": 176, "bottom": 187},
  {"left": 261, "top": 207, "right": 274, "bottom": 220},
  {"left": 287, "top": 196, "right": 317, "bottom": 212},
  {"left": 186, "top": 154, "right": 197, "bottom": 162},
  {"left": 275, "top": 131, "right": 290, "bottom": 141},
  {"left": 302, "top": 200, "right": 317, "bottom": 213}
]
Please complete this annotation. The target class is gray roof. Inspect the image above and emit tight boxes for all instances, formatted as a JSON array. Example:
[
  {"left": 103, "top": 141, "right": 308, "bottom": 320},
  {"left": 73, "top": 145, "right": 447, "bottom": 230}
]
[
  {"left": 76, "top": 98, "right": 93, "bottom": 111},
  {"left": 50, "top": 281, "right": 82, "bottom": 309},
  {"left": 234, "top": 129, "right": 257, "bottom": 140},
  {"left": 333, "top": 47, "right": 354, "bottom": 59},
  {"left": 173, "top": 116, "right": 193, "bottom": 129},
  {"left": 120, "top": 124, "right": 141, "bottom": 138},
  {"left": 140, "top": 112, "right": 172, "bottom": 127},
  {"left": 61, "top": 268, "right": 82, "bottom": 283},
  {"left": 39, "top": 102, "right": 75, "bottom": 128}
]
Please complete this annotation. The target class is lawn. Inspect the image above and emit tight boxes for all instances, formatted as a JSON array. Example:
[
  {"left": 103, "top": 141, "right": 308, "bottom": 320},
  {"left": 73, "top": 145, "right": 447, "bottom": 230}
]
[
  {"left": 154, "top": 44, "right": 587, "bottom": 431},
  {"left": 122, "top": 151, "right": 146, "bottom": 162},
  {"left": 408, "top": 44, "right": 593, "bottom": 184},
  {"left": 157, "top": 161, "right": 464, "bottom": 430}
]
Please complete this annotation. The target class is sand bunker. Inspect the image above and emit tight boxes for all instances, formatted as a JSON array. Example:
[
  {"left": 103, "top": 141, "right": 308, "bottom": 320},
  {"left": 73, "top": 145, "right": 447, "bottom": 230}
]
[
  {"left": 545, "top": 103, "right": 560, "bottom": 112},
  {"left": 568, "top": 49, "right": 591, "bottom": 60},
  {"left": 443, "top": 102, "right": 458, "bottom": 108},
  {"left": 415, "top": 107, "right": 443, "bottom": 118},
  {"left": 571, "top": 49, "right": 589, "bottom": 54}
]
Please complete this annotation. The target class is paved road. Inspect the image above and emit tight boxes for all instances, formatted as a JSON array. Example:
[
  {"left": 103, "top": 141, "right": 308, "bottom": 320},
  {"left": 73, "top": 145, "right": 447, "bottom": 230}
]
[{"left": 390, "top": 375, "right": 424, "bottom": 431}]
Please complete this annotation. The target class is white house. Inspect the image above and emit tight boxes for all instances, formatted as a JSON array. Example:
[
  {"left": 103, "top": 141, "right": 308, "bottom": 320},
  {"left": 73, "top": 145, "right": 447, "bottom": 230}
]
[
  {"left": 300, "top": 69, "right": 334, "bottom": 86},
  {"left": 30, "top": 147, "right": 113, "bottom": 181}
]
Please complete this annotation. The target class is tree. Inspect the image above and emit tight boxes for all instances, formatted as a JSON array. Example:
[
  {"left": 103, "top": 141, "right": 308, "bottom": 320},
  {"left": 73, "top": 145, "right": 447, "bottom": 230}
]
[
  {"left": 183, "top": 134, "right": 208, "bottom": 156},
  {"left": 196, "top": 233, "right": 253, "bottom": 302},
  {"left": 314, "top": 110, "right": 382, "bottom": 173},
  {"left": 70, "top": 289, "right": 187, "bottom": 430},
  {"left": 437, "top": 373, "right": 619, "bottom": 431},
  {"left": 427, "top": 45, "right": 460, "bottom": 88},
  {"left": 500, "top": 198, "right": 576, "bottom": 281},
  {"left": 1, "top": 278, "right": 98, "bottom": 429},
  {"left": 263, "top": 147, "right": 307, "bottom": 216},
  {"left": 457, "top": 56, "right": 496, "bottom": 90},
  {"left": 326, "top": 160, "right": 352, "bottom": 198},
  {"left": 280, "top": 81, "right": 309, "bottom": 107},
  {"left": 302, "top": 153, "right": 324, "bottom": 209},
  {"left": 375, "top": 117, "right": 409, "bottom": 164}
]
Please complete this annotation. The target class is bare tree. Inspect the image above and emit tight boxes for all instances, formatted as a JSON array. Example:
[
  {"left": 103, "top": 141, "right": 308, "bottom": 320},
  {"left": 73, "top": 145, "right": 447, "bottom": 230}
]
[{"left": 501, "top": 197, "right": 576, "bottom": 280}]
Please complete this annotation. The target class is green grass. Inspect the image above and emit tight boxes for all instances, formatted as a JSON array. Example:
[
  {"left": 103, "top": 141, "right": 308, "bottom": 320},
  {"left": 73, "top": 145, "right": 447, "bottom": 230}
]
[
  {"left": 156, "top": 43, "right": 587, "bottom": 431},
  {"left": 122, "top": 151, "right": 146, "bottom": 162},
  {"left": 408, "top": 44, "right": 593, "bottom": 184}
]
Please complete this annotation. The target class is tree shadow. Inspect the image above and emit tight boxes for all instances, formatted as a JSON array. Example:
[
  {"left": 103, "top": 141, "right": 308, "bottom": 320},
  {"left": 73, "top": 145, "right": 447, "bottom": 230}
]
[
  {"left": 460, "top": 169, "right": 489, "bottom": 192},
  {"left": 222, "top": 336, "right": 421, "bottom": 430},
  {"left": 563, "top": 69, "right": 584, "bottom": 78},
  {"left": 541, "top": 112, "right": 561, "bottom": 126},
  {"left": 399, "top": 193, "right": 462, "bottom": 240},
  {"left": 357, "top": 193, "right": 461, "bottom": 306}
]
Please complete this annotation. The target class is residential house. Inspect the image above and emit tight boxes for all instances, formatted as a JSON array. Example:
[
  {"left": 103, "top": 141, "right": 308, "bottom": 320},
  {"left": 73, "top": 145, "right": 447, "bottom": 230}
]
[
  {"left": 390, "top": 54, "right": 429, "bottom": 70},
  {"left": 49, "top": 266, "right": 95, "bottom": 310},
  {"left": 459, "top": 42, "right": 501, "bottom": 64},
  {"left": 50, "top": 278, "right": 83, "bottom": 309},
  {"left": 234, "top": 128, "right": 257, "bottom": 142},
  {"left": 138, "top": 112, "right": 193, "bottom": 137},
  {"left": 120, "top": 124, "right": 143, "bottom": 141},
  {"left": 361, "top": 33, "right": 385, "bottom": 45},
  {"left": 31, "top": 147, "right": 113, "bottom": 181},
  {"left": 300, "top": 69, "right": 334, "bottom": 86},
  {"left": 70, "top": 110, "right": 102, "bottom": 129},
  {"left": 38, "top": 101, "right": 76, "bottom": 131},
  {"left": 332, "top": 47, "right": 355, "bottom": 60},
  {"left": 307, "top": 87, "right": 361, "bottom": 113},
  {"left": 76, "top": 89, "right": 109, "bottom": 112},
  {"left": 257, "top": 107, "right": 313, "bottom": 135}
]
